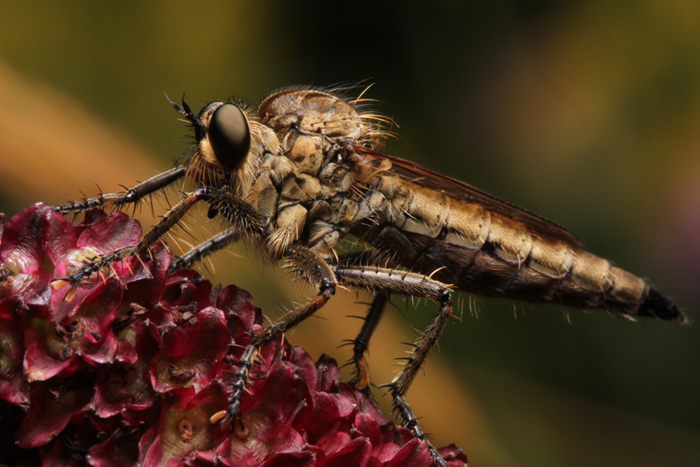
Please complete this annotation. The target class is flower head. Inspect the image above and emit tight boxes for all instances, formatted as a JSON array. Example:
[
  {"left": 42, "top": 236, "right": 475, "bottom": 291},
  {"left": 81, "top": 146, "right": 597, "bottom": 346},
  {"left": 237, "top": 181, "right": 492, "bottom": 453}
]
[{"left": 0, "top": 204, "right": 467, "bottom": 467}]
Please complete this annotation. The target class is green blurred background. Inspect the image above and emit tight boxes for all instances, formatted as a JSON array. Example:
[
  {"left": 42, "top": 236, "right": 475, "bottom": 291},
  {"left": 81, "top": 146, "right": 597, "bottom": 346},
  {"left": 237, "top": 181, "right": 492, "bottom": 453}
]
[{"left": 1, "top": 2, "right": 699, "bottom": 466}]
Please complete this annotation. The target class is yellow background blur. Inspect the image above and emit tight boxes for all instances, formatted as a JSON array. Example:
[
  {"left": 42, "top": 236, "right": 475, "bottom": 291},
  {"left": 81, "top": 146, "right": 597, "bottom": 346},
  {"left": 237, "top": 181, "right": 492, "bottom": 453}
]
[{"left": 1, "top": 2, "right": 699, "bottom": 466}]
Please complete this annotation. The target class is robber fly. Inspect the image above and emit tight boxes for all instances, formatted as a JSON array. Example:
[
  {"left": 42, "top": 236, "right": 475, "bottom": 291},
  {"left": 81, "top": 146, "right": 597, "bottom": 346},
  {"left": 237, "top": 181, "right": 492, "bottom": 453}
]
[{"left": 52, "top": 87, "right": 685, "bottom": 466}]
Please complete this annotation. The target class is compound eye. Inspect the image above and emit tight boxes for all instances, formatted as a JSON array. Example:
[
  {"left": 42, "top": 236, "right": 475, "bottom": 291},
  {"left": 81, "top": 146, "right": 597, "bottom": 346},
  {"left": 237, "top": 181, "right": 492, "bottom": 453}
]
[{"left": 207, "top": 104, "right": 251, "bottom": 170}]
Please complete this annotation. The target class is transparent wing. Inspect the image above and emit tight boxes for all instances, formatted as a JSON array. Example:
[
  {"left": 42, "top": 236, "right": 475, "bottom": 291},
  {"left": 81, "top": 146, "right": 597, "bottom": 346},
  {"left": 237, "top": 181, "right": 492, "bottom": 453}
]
[{"left": 358, "top": 147, "right": 581, "bottom": 245}]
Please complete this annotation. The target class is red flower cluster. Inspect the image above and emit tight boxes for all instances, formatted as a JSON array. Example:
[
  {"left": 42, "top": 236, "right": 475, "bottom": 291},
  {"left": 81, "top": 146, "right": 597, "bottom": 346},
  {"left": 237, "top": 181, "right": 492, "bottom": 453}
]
[{"left": 0, "top": 204, "right": 467, "bottom": 467}]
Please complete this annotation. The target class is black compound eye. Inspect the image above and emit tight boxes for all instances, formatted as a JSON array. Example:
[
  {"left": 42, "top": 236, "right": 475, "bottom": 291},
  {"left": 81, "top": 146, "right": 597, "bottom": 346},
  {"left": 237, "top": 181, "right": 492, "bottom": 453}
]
[{"left": 207, "top": 104, "right": 251, "bottom": 170}]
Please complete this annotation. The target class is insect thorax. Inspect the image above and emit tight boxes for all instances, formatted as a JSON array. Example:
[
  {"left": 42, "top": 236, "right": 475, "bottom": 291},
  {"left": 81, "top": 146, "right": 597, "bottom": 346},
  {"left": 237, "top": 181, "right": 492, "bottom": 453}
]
[{"left": 243, "top": 89, "right": 383, "bottom": 260}]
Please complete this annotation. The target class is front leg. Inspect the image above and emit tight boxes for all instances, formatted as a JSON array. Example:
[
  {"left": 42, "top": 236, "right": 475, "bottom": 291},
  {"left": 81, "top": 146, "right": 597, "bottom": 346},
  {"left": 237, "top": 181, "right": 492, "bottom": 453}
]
[
  {"left": 52, "top": 166, "right": 187, "bottom": 214},
  {"left": 57, "top": 186, "right": 262, "bottom": 292}
]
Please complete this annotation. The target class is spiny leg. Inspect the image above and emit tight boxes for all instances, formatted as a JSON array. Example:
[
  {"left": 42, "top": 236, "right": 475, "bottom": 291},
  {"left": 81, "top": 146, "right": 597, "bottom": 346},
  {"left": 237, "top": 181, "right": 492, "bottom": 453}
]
[
  {"left": 168, "top": 227, "right": 241, "bottom": 273},
  {"left": 60, "top": 186, "right": 261, "bottom": 288},
  {"left": 330, "top": 264, "right": 453, "bottom": 467},
  {"left": 350, "top": 292, "right": 390, "bottom": 392},
  {"left": 52, "top": 165, "right": 188, "bottom": 214},
  {"left": 219, "top": 245, "right": 337, "bottom": 425},
  {"left": 388, "top": 291, "right": 451, "bottom": 465},
  {"left": 335, "top": 251, "right": 393, "bottom": 392}
]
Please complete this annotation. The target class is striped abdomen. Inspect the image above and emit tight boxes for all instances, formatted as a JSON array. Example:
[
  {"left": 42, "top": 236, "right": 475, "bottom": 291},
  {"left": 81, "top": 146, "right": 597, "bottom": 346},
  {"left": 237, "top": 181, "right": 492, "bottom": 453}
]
[{"left": 358, "top": 175, "right": 683, "bottom": 322}]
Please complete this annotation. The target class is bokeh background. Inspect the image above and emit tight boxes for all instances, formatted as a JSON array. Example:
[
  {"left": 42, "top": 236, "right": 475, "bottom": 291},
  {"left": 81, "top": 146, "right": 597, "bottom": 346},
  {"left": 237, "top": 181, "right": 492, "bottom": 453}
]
[{"left": 1, "top": 2, "right": 699, "bottom": 466}]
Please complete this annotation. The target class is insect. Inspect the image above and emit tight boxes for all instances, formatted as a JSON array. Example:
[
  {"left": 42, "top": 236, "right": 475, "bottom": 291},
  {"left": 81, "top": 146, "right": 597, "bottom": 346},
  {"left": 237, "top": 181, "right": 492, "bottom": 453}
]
[{"left": 53, "top": 87, "right": 685, "bottom": 466}]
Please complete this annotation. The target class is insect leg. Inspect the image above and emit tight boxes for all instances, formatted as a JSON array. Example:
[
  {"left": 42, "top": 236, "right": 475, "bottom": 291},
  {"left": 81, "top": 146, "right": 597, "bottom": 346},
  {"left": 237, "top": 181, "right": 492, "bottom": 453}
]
[
  {"left": 61, "top": 186, "right": 261, "bottom": 288},
  {"left": 52, "top": 165, "right": 188, "bottom": 214},
  {"left": 219, "top": 246, "right": 337, "bottom": 425},
  {"left": 333, "top": 251, "right": 396, "bottom": 392},
  {"left": 350, "top": 292, "right": 390, "bottom": 392},
  {"left": 168, "top": 228, "right": 241, "bottom": 272},
  {"left": 330, "top": 264, "right": 452, "bottom": 467}
]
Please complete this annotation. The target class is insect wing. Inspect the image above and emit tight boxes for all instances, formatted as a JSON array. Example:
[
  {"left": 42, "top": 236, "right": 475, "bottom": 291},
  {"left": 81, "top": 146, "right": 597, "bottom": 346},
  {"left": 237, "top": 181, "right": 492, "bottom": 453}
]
[{"left": 356, "top": 146, "right": 581, "bottom": 245}]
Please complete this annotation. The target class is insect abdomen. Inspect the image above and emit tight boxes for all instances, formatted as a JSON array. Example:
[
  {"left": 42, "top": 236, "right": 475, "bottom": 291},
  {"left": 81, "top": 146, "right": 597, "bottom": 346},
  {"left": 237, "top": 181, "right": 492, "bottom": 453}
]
[
  {"left": 390, "top": 227, "right": 681, "bottom": 321},
  {"left": 364, "top": 181, "right": 684, "bottom": 321}
]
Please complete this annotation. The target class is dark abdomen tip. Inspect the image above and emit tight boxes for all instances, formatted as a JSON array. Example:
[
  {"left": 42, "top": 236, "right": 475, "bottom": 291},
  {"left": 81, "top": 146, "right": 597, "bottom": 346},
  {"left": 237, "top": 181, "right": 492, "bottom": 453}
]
[{"left": 637, "top": 287, "right": 686, "bottom": 322}]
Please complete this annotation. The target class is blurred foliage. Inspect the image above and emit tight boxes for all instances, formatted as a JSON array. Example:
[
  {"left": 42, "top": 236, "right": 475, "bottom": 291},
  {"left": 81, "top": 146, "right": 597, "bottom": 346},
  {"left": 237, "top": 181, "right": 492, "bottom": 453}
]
[{"left": 1, "top": 1, "right": 699, "bottom": 466}]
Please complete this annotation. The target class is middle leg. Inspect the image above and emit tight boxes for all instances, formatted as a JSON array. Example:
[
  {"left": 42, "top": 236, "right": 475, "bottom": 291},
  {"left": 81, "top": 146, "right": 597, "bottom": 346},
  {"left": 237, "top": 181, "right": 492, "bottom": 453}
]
[
  {"left": 168, "top": 227, "right": 242, "bottom": 273},
  {"left": 217, "top": 245, "right": 338, "bottom": 425},
  {"left": 351, "top": 292, "right": 390, "bottom": 392}
]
